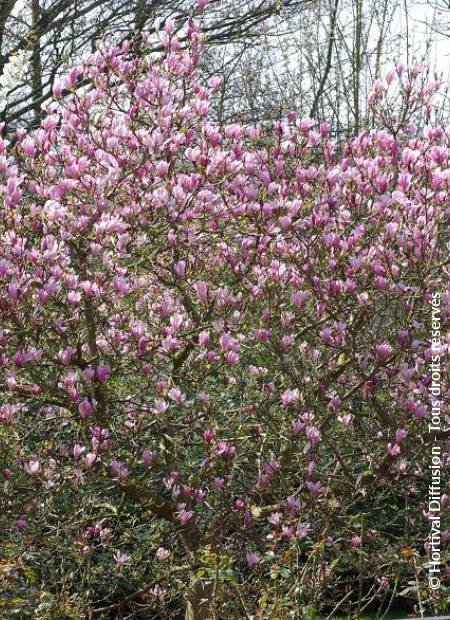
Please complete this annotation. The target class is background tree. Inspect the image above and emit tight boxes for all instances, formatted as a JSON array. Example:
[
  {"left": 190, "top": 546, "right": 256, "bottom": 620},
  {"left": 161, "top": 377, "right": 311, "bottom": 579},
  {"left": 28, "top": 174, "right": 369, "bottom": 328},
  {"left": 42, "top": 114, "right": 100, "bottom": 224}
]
[{"left": 0, "top": 0, "right": 309, "bottom": 128}]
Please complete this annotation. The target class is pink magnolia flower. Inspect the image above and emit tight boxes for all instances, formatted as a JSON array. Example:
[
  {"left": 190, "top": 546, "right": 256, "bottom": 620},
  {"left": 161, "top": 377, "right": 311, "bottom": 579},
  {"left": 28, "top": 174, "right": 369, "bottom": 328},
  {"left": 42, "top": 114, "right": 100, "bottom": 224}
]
[
  {"left": 142, "top": 450, "right": 155, "bottom": 466},
  {"left": 234, "top": 498, "right": 245, "bottom": 511},
  {"left": 203, "top": 429, "right": 215, "bottom": 443},
  {"left": 149, "top": 584, "right": 166, "bottom": 599},
  {"left": 153, "top": 398, "right": 169, "bottom": 414},
  {"left": 22, "top": 139, "right": 36, "bottom": 157},
  {"left": 198, "top": 331, "right": 210, "bottom": 347},
  {"left": 96, "top": 364, "right": 110, "bottom": 384},
  {"left": 281, "top": 388, "right": 299, "bottom": 409},
  {"left": 168, "top": 387, "right": 185, "bottom": 403},
  {"left": 338, "top": 414, "right": 352, "bottom": 428},
  {"left": 281, "top": 334, "right": 294, "bottom": 350},
  {"left": 112, "top": 276, "right": 130, "bottom": 294},
  {"left": 216, "top": 441, "right": 235, "bottom": 459},
  {"left": 73, "top": 444, "right": 85, "bottom": 461},
  {"left": 110, "top": 460, "right": 129, "bottom": 478},
  {"left": 174, "top": 260, "right": 186, "bottom": 277},
  {"left": 305, "top": 426, "right": 321, "bottom": 445},
  {"left": 329, "top": 395, "right": 341, "bottom": 411},
  {"left": 67, "top": 291, "right": 81, "bottom": 306},
  {"left": 15, "top": 519, "right": 28, "bottom": 531},
  {"left": 377, "top": 575, "right": 390, "bottom": 590},
  {"left": 387, "top": 442, "right": 401, "bottom": 456},
  {"left": 292, "top": 418, "right": 305, "bottom": 434},
  {"left": 156, "top": 547, "right": 170, "bottom": 560},
  {"left": 84, "top": 452, "right": 97, "bottom": 468},
  {"left": 267, "top": 512, "right": 282, "bottom": 526},
  {"left": 79, "top": 399, "right": 94, "bottom": 418},
  {"left": 351, "top": 535, "right": 362, "bottom": 549},
  {"left": 193, "top": 488, "right": 205, "bottom": 504},
  {"left": 24, "top": 458, "right": 40, "bottom": 476},
  {"left": 226, "top": 351, "right": 239, "bottom": 367},
  {"left": 113, "top": 551, "right": 131, "bottom": 565},
  {"left": 177, "top": 506, "right": 195, "bottom": 525},
  {"left": 245, "top": 552, "right": 260, "bottom": 567},
  {"left": 285, "top": 496, "right": 305, "bottom": 515},
  {"left": 83, "top": 367, "right": 95, "bottom": 381},
  {"left": 296, "top": 522, "right": 312, "bottom": 538},
  {"left": 253, "top": 328, "right": 271, "bottom": 343},
  {"left": 319, "top": 328, "right": 333, "bottom": 345},
  {"left": 57, "top": 347, "right": 76, "bottom": 365},
  {"left": 375, "top": 343, "right": 393, "bottom": 359},
  {"left": 395, "top": 428, "right": 407, "bottom": 443},
  {"left": 306, "top": 480, "right": 323, "bottom": 496},
  {"left": 193, "top": 281, "right": 209, "bottom": 304},
  {"left": 264, "top": 460, "right": 279, "bottom": 477}
]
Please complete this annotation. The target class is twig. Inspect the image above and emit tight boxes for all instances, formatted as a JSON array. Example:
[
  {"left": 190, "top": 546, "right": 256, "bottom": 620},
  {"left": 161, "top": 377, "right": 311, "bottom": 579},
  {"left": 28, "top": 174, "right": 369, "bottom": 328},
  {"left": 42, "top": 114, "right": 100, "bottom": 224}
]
[
  {"left": 325, "top": 589, "right": 353, "bottom": 620},
  {"left": 92, "top": 565, "right": 190, "bottom": 615},
  {"left": 357, "top": 515, "right": 365, "bottom": 618}
]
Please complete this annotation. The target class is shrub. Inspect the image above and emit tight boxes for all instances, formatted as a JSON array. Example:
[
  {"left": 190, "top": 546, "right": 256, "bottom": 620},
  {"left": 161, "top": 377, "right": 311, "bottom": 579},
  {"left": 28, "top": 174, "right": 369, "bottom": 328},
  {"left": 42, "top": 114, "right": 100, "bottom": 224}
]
[{"left": 0, "top": 18, "right": 448, "bottom": 619}]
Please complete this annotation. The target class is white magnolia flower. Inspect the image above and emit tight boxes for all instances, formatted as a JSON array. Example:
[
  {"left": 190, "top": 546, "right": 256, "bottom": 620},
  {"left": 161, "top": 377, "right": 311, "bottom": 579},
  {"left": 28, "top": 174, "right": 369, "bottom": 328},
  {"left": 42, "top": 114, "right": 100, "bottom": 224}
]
[{"left": 0, "top": 49, "right": 30, "bottom": 112}]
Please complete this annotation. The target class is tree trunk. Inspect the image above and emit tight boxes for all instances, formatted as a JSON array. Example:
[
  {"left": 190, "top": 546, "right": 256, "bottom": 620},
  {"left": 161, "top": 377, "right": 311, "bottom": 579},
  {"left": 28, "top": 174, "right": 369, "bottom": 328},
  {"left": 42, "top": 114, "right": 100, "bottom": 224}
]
[
  {"left": 185, "top": 572, "right": 214, "bottom": 620},
  {"left": 31, "top": 0, "right": 43, "bottom": 126},
  {"left": 310, "top": 0, "right": 339, "bottom": 119},
  {"left": 353, "top": 0, "right": 363, "bottom": 134}
]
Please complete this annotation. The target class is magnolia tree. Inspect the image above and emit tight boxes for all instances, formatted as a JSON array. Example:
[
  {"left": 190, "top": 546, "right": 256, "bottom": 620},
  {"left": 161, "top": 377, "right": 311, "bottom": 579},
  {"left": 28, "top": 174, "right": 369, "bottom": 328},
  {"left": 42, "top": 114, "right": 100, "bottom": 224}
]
[{"left": 0, "top": 17, "right": 449, "bottom": 620}]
